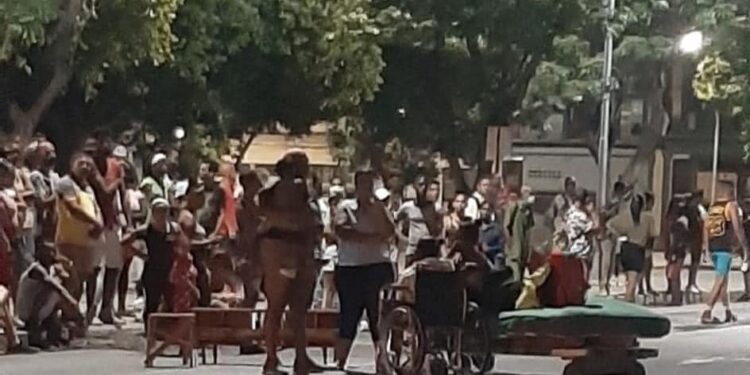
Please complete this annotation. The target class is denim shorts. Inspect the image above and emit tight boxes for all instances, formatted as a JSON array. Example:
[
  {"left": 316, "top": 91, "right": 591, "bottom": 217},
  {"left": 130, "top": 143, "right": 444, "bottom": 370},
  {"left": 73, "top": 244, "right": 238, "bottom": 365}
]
[{"left": 711, "top": 251, "right": 733, "bottom": 278}]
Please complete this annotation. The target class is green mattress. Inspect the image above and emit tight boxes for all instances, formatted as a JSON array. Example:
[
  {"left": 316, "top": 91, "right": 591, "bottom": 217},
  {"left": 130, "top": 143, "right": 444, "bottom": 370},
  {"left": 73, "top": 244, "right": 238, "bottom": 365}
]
[{"left": 494, "top": 297, "right": 671, "bottom": 339}]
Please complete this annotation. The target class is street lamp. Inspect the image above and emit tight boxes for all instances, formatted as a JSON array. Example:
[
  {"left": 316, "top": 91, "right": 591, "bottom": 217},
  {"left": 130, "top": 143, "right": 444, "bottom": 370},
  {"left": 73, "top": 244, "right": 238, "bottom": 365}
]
[
  {"left": 677, "top": 31, "right": 719, "bottom": 203},
  {"left": 597, "top": 0, "right": 616, "bottom": 209},
  {"left": 678, "top": 31, "right": 705, "bottom": 55},
  {"left": 173, "top": 126, "right": 186, "bottom": 140}
]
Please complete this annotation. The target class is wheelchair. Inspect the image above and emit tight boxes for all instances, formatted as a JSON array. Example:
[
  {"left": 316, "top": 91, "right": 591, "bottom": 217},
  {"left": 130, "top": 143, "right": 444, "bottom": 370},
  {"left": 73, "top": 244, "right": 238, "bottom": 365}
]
[{"left": 378, "top": 263, "right": 493, "bottom": 375}]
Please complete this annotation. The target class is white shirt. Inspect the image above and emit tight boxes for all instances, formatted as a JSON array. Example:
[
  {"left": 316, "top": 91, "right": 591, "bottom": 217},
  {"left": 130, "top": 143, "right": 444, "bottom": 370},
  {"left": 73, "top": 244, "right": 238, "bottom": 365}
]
[
  {"left": 464, "top": 191, "right": 485, "bottom": 221},
  {"left": 335, "top": 199, "right": 391, "bottom": 266}
]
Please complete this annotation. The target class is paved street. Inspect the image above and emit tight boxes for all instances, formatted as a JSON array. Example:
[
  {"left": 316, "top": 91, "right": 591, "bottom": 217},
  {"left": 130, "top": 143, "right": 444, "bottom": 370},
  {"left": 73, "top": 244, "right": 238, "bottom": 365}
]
[
  {"left": 2, "top": 263, "right": 749, "bottom": 375},
  {"left": 2, "top": 301, "right": 750, "bottom": 375}
]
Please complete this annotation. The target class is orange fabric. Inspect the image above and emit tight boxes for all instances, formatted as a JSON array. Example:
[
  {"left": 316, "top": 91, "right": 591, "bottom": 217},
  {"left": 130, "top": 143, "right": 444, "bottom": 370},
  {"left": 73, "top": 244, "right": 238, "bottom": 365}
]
[{"left": 215, "top": 178, "right": 238, "bottom": 237}]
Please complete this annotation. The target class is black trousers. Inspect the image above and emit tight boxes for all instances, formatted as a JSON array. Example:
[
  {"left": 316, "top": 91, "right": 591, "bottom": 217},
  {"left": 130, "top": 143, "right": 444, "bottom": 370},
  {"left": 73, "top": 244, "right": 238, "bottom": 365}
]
[
  {"left": 142, "top": 269, "right": 170, "bottom": 325},
  {"left": 334, "top": 262, "right": 394, "bottom": 341}
]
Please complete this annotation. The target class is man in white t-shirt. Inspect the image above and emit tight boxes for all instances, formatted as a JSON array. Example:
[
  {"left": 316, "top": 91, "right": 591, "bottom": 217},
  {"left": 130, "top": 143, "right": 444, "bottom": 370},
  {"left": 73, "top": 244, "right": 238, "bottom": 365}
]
[{"left": 465, "top": 176, "right": 491, "bottom": 222}]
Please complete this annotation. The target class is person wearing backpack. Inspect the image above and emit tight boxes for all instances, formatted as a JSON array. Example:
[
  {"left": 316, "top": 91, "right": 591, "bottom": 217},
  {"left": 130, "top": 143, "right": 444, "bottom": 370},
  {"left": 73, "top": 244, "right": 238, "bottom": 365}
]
[{"left": 701, "top": 181, "right": 749, "bottom": 324}]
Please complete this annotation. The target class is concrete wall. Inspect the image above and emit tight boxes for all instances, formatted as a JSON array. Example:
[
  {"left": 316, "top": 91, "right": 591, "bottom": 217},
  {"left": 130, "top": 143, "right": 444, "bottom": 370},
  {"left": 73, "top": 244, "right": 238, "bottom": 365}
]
[{"left": 508, "top": 145, "right": 650, "bottom": 195}]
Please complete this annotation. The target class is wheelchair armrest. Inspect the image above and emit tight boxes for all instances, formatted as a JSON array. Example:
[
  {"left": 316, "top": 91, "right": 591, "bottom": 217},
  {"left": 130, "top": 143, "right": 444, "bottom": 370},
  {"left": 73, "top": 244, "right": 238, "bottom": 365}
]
[{"left": 383, "top": 284, "right": 411, "bottom": 292}]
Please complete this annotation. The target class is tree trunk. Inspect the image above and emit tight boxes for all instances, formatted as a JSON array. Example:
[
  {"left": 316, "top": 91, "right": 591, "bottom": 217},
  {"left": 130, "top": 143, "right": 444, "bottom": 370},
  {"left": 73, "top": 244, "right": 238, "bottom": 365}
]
[
  {"left": 235, "top": 131, "right": 257, "bottom": 169},
  {"left": 8, "top": 0, "right": 82, "bottom": 138},
  {"left": 621, "top": 68, "right": 669, "bottom": 186}
]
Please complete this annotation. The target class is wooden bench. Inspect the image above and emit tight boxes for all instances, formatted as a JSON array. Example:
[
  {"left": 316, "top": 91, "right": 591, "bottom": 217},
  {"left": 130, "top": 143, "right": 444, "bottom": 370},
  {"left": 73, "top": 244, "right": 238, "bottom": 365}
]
[
  {"left": 193, "top": 308, "right": 263, "bottom": 364},
  {"left": 192, "top": 307, "right": 338, "bottom": 364},
  {"left": 145, "top": 313, "right": 196, "bottom": 368}
]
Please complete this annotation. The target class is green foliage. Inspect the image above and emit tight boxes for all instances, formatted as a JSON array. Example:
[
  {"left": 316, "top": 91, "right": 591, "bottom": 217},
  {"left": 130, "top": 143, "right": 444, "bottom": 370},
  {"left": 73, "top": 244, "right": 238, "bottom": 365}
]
[
  {"left": 692, "top": 53, "right": 744, "bottom": 104},
  {"left": 1, "top": 0, "right": 385, "bottom": 146},
  {"left": 364, "top": 0, "right": 591, "bottom": 162},
  {"left": 77, "top": 0, "right": 182, "bottom": 98},
  {"left": 0, "top": 0, "right": 58, "bottom": 66}
]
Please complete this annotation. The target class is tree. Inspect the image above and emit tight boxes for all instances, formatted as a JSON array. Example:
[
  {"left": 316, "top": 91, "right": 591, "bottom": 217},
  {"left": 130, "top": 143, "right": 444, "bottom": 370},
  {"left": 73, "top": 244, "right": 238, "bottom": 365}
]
[
  {"left": 360, "top": 0, "right": 591, "bottom": 187},
  {"left": 1, "top": 0, "right": 180, "bottom": 137},
  {"left": 520, "top": 0, "right": 750, "bottom": 184},
  {"left": 2, "top": 0, "right": 386, "bottom": 164}
]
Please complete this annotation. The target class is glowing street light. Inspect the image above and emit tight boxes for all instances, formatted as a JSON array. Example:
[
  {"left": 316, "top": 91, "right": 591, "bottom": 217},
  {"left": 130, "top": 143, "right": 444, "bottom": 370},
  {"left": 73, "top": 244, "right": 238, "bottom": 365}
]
[
  {"left": 677, "top": 30, "right": 720, "bottom": 202},
  {"left": 173, "top": 126, "right": 186, "bottom": 140},
  {"left": 678, "top": 30, "right": 704, "bottom": 55}
]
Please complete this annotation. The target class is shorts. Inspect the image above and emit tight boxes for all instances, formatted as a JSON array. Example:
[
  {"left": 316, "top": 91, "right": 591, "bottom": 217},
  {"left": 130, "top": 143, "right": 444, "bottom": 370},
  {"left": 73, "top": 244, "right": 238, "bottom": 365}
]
[
  {"left": 620, "top": 242, "right": 645, "bottom": 273},
  {"left": 710, "top": 251, "right": 733, "bottom": 278},
  {"left": 97, "top": 229, "right": 123, "bottom": 269},
  {"left": 58, "top": 244, "right": 98, "bottom": 277}
]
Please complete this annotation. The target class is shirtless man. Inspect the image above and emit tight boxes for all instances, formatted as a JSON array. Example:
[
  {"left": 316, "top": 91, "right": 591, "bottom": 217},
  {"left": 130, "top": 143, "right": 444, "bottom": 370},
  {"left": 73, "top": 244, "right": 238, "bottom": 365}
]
[{"left": 258, "top": 151, "right": 322, "bottom": 375}]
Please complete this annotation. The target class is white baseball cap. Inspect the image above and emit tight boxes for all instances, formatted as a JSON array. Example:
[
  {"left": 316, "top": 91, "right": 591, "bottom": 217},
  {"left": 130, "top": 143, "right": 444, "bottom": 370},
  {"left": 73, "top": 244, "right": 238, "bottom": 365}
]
[
  {"left": 112, "top": 145, "right": 128, "bottom": 158},
  {"left": 151, "top": 197, "right": 170, "bottom": 208},
  {"left": 151, "top": 153, "right": 167, "bottom": 166},
  {"left": 375, "top": 187, "right": 390, "bottom": 201}
]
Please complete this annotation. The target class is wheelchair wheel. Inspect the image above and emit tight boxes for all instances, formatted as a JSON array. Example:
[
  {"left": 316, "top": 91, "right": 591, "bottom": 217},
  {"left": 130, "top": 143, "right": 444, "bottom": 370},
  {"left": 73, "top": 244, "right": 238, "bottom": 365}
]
[
  {"left": 378, "top": 304, "right": 425, "bottom": 375},
  {"left": 461, "top": 305, "right": 494, "bottom": 374}
]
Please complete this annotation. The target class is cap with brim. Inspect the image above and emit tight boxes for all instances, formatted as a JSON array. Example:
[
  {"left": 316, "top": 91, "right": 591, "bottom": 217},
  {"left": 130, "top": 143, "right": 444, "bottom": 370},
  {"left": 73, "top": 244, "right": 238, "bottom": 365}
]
[
  {"left": 151, "top": 197, "right": 170, "bottom": 208},
  {"left": 151, "top": 153, "right": 167, "bottom": 166},
  {"left": 375, "top": 187, "right": 391, "bottom": 201},
  {"left": 113, "top": 145, "right": 127, "bottom": 158}
]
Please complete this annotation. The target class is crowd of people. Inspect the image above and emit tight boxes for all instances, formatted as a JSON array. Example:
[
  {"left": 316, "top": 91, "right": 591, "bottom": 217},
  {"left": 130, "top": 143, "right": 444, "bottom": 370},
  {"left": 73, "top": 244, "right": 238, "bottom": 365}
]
[
  {"left": 1, "top": 130, "right": 750, "bottom": 373},
  {"left": 548, "top": 177, "right": 750, "bottom": 324}
]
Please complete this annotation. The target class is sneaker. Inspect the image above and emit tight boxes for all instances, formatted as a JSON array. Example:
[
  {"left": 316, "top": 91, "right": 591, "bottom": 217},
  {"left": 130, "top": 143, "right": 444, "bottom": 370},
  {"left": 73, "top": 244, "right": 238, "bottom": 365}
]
[{"left": 687, "top": 285, "right": 702, "bottom": 295}]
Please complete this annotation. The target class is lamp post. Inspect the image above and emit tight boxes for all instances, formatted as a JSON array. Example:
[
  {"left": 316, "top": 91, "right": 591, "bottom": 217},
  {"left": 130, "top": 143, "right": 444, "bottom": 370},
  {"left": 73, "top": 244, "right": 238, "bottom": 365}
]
[
  {"left": 598, "top": 0, "right": 616, "bottom": 209},
  {"left": 677, "top": 31, "right": 718, "bottom": 203}
]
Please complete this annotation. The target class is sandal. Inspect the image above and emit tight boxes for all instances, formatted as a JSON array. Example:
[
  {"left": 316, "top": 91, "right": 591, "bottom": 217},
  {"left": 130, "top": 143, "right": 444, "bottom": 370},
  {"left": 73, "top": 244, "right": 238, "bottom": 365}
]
[
  {"left": 700, "top": 310, "right": 721, "bottom": 325},
  {"left": 725, "top": 311, "right": 738, "bottom": 323}
]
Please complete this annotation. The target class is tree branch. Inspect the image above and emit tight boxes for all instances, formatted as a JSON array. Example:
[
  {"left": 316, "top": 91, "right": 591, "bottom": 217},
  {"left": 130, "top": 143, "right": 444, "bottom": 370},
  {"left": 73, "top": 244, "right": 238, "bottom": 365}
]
[{"left": 10, "top": 0, "right": 83, "bottom": 137}]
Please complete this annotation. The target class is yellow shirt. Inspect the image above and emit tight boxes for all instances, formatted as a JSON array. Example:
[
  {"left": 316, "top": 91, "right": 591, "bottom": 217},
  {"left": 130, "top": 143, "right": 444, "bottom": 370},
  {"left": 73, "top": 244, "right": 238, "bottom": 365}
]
[{"left": 55, "top": 176, "right": 100, "bottom": 247}]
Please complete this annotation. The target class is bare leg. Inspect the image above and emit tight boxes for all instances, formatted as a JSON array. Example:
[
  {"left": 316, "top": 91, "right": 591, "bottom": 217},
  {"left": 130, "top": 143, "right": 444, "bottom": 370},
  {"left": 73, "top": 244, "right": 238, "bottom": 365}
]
[
  {"left": 99, "top": 267, "right": 122, "bottom": 324},
  {"left": 598, "top": 239, "right": 614, "bottom": 295},
  {"left": 290, "top": 269, "right": 322, "bottom": 374},
  {"left": 85, "top": 268, "right": 99, "bottom": 325},
  {"left": 321, "top": 271, "right": 336, "bottom": 309},
  {"left": 118, "top": 257, "right": 132, "bottom": 315},
  {"left": 625, "top": 271, "right": 638, "bottom": 303},
  {"left": 668, "top": 259, "right": 684, "bottom": 305},
  {"left": 640, "top": 251, "right": 655, "bottom": 295},
  {"left": 687, "top": 247, "right": 701, "bottom": 291},
  {"left": 262, "top": 272, "right": 290, "bottom": 374},
  {"left": 703, "top": 276, "right": 728, "bottom": 322}
]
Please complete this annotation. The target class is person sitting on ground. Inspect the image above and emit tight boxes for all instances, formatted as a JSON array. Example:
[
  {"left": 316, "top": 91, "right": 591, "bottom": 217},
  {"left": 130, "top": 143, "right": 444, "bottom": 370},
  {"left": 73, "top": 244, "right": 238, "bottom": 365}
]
[{"left": 15, "top": 242, "right": 81, "bottom": 349}]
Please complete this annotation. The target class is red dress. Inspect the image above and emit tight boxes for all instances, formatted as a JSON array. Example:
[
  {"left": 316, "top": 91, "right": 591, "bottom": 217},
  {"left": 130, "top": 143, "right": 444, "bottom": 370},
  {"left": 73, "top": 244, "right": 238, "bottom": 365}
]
[
  {"left": 0, "top": 193, "right": 17, "bottom": 289},
  {"left": 169, "top": 233, "right": 197, "bottom": 313}
]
